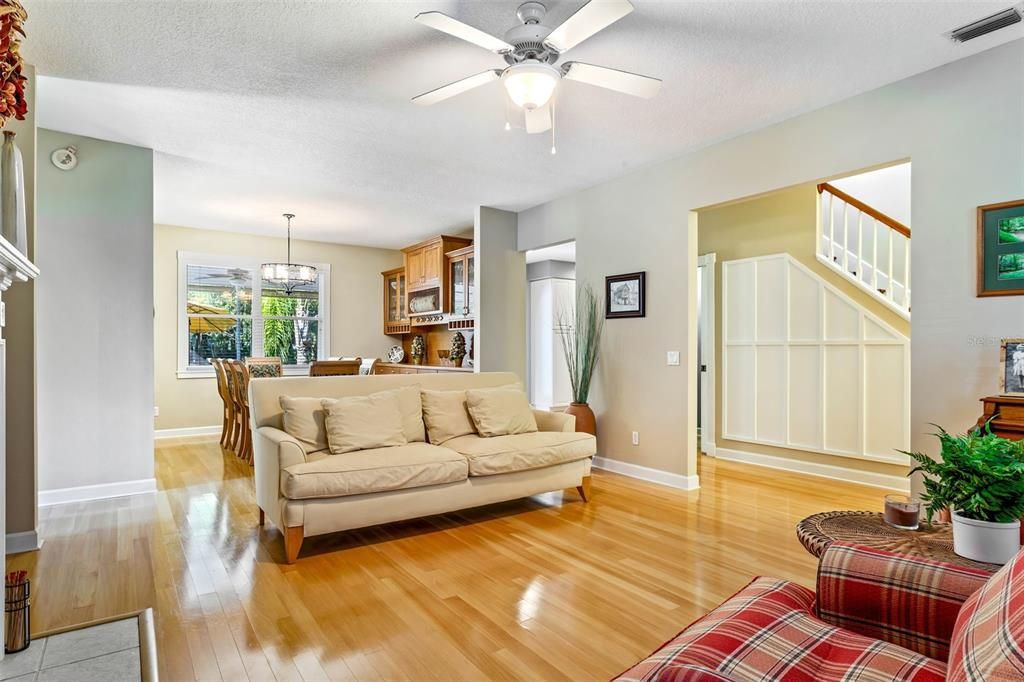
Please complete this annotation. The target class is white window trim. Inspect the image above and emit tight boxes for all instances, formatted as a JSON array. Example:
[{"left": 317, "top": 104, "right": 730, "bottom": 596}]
[{"left": 176, "top": 251, "right": 332, "bottom": 379}]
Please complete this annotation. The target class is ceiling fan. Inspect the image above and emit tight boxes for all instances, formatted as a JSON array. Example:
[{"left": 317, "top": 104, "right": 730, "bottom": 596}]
[{"left": 412, "top": 0, "right": 660, "bottom": 146}]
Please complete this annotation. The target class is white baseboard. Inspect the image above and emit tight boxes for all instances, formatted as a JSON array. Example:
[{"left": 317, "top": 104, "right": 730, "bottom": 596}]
[
  {"left": 39, "top": 478, "right": 158, "bottom": 507},
  {"left": 6, "top": 530, "right": 42, "bottom": 554},
  {"left": 155, "top": 425, "right": 220, "bottom": 440},
  {"left": 714, "top": 447, "right": 910, "bottom": 492},
  {"left": 592, "top": 456, "right": 700, "bottom": 491}
]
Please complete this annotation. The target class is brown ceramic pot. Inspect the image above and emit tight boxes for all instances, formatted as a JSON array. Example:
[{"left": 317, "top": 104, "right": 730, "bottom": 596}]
[{"left": 565, "top": 403, "right": 596, "bottom": 436}]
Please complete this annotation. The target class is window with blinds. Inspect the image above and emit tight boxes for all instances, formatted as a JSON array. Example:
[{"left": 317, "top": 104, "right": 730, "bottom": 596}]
[{"left": 177, "top": 254, "right": 330, "bottom": 376}]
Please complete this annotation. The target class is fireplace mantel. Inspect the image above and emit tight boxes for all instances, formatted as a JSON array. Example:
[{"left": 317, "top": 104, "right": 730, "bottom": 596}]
[{"left": 0, "top": 235, "right": 36, "bottom": 292}]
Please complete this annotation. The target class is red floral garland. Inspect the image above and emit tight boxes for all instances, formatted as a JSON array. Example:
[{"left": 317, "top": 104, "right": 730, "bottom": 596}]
[{"left": 0, "top": 0, "right": 26, "bottom": 125}]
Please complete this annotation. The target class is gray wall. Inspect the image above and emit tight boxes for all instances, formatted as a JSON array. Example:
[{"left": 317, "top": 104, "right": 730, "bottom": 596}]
[
  {"left": 36, "top": 130, "right": 155, "bottom": 496},
  {"left": 475, "top": 206, "right": 526, "bottom": 380},
  {"left": 518, "top": 40, "right": 1024, "bottom": 486},
  {"left": 5, "top": 65, "right": 36, "bottom": 540}
]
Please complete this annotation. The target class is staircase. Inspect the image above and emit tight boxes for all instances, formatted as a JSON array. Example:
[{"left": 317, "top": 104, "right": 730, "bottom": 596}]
[{"left": 816, "top": 182, "right": 910, "bottom": 319}]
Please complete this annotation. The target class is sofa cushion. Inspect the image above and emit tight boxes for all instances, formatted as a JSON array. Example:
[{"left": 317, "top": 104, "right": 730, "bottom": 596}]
[
  {"left": 322, "top": 391, "right": 406, "bottom": 455},
  {"left": 421, "top": 388, "right": 477, "bottom": 444},
  {"left": 947, "top": 547, "right": 1024, "bottom": 681},
  {"left": 615, "top": 577, "right": 947, "bottom": 682},
  {"left": 280, "top": 443, "right": 468, "bottom": 500},
  {"left": 442, "top": 431, "right": 594, "bottom": 477},
  {"left": 280, "top": 396, "right": 329, "bottom": 454},
  {"left": 465, "top": 384, "right": 538, "bottom": 437}
]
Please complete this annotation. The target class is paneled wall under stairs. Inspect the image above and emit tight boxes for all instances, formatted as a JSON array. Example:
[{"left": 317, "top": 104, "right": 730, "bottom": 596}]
[{"left": 722, "top": 253, "right": 909, "bottom": 469}]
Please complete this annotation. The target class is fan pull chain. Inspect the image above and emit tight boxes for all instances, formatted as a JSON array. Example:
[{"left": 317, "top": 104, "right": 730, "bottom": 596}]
[
  {"left": 550, "top": 98, "right": 557, "bottom": 155},
  {"left": 504, "top": 95, "right": 511, "bottom": 131}
]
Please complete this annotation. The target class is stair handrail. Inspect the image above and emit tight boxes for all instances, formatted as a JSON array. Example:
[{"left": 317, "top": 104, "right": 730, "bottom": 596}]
[{"left": 817, "top": 182, "right": 911, "bottom": 238}]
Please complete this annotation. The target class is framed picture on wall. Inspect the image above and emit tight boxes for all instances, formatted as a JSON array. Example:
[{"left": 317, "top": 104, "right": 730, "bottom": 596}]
[
  {"left": 605, "top": 271, "right": 645, "bottom": 318},
  {"left": 977, "top": 199, "right": 1024, "bottom": 297},
  {"left": 1001, "top": 338, "right": 1024, "bottom": 397}
]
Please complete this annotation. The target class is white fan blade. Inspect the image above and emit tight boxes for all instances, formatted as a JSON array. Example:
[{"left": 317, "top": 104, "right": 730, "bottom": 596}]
[
  {"left": 543, "top": 0, "right": 634, "bottom": 54},
  {"left": 415, "top": 12, "right": 514, "bottom": 54},
  {"left": 562, "top": 62, "right": 661, "bottom": 98},
  {"left": 524, "top": 104, "right": 552, "bottom": 134},
  {"left": 412, "top": 70, "right": 502, "bottom": 106}
]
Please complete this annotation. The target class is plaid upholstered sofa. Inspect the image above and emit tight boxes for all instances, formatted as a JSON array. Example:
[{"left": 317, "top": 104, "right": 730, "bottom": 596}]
[{"left": 616, "top": 541, "right": 1023, "bottom": 681}]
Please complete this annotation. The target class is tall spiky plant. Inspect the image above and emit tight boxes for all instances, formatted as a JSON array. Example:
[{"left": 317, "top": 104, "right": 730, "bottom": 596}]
[{"left": 558, "top": 284, "right": 604, "bottom": 404}]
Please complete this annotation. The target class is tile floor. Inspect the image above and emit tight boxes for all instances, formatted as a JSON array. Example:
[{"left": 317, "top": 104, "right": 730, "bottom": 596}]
[{"left": 0, "top": 616, "right": 141, "bottom": 681}]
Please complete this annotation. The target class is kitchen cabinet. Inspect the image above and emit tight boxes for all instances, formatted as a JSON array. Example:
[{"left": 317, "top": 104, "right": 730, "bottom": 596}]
[
  {"left": 381, "top": 267, "right": 410, "bottom": 335},
  {"left": 402, "top": 236, "right": 472, "bottom": 315},
  {"left": 447, "top": 244, "right": 475, "bottom": 319}
]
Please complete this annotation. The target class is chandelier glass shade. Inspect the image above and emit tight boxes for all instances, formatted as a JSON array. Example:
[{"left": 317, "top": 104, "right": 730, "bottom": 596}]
[
  {"left": 261, "top": 213, "right": 317, "bottom": 295},
  {"left": 502, "top": 61, "right": 560, "bottom": 110}
]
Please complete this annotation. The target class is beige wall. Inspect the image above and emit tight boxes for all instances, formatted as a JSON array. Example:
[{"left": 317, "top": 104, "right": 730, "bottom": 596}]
[
  {"left": 698, "top": 183, "right": 908, "bottom": 478},
  {"left": 154, "top": 224, "right": 402, "bottom": 431},
  {"left": 518, "top": 40, "right": 1024, "bottom": 490}
]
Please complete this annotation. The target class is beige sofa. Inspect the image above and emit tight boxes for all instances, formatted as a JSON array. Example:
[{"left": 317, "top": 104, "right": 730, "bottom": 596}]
[{"left": 250, "top": 371, "right": 595, "bottom": 562}]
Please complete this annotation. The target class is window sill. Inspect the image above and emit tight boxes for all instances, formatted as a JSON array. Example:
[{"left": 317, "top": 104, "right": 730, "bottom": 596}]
[{"left": 176, "top": 365, "right": 314, "bottom": 380}]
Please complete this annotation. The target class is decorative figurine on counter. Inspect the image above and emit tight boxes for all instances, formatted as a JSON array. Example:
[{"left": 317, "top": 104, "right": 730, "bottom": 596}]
[
  {"left": 450, "top": 332, "right": 467, "bottom": 367},
  {"left": 410, "top": 334, "right": 425, "bottom": 365}
]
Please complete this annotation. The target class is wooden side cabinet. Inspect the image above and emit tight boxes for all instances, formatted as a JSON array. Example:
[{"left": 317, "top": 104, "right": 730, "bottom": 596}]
[{"left": 977, "top": 395, "right": 1024, "bottom": 440}]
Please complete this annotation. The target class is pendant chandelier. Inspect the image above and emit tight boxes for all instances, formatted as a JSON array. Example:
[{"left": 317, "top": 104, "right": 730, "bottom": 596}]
[{"left": 261, "top": 213, "right": 317, "bottom": 295}]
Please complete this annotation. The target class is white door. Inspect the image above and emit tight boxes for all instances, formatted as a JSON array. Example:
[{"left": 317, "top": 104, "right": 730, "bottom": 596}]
[{"left": 529, "top": 278, "right": 576, "bottom": 409}]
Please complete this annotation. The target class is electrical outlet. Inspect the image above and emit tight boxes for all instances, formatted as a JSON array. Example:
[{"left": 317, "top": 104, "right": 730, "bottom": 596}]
[
  {"left": 153, "top": 406, "right": 159, "bottom": 417},
  {"left": 631, "top": 431, "right": 639, "bottom": 446},
  {"left": 667, "top": 351, "right": 680, "bottom": 366}
]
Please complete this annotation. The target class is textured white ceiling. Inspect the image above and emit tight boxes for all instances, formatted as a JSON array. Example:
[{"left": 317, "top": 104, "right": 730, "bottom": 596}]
[{"left": 24, "top": 1, "right": 1022, "bottom": 248}]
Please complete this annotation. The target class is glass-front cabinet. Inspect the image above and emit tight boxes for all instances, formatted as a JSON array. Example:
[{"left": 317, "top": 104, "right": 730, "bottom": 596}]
[
  {"left": 382, "top": 267, "right": 409, "bottom": 334},
  {"left": 447, "top": 245, "right": 475, "bottom": 319}
]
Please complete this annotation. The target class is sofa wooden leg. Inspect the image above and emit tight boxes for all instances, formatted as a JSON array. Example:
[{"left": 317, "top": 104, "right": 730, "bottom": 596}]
[
  {"left": 576, "top": 475, "right": 592, "bottom": 502},
  {"left": 284, "top": 526, "right": 304, "bottom": 564},
  {"left": 258, "top": 507, "right": 265, "bottom": 527}
]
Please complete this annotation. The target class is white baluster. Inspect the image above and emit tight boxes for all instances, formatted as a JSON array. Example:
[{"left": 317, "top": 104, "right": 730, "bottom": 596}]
[
  {"left": 887, "top": 230, "right": 895, "bottom": 302},
  {"left": 871, "top": 218, "right": 878, "bottom": 293},
  {"left": 843, "top": 201, "right": 849, "bottom": 273},
  {"left": 903, "top": 234, "right": 911, "bottom": 310},
  {"left": 829, "top": 193, "right": 835, "bottom": 262},
  {"left": 856, "top": 211, "right": 863, "bottom": 282}
]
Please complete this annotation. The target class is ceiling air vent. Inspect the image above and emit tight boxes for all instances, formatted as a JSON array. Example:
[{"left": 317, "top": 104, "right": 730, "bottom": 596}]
[{"left": 948, "top": 6, "right": 1022, "bottom": 43}]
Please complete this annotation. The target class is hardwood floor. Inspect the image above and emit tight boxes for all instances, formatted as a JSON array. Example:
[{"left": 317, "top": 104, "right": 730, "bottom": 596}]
[{"left": 7, "top": 439, "right": 892, "bottom": 681}]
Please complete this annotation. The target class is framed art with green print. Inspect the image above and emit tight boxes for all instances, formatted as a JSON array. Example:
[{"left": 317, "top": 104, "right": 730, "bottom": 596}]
[{"left": 978, "top": 199, "right": 1024, "bottom": 297}]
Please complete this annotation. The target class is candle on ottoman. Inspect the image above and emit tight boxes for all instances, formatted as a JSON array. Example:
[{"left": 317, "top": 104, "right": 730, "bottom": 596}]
[{"left": 884, "top": 494, "right": 921, "bottom": 531}]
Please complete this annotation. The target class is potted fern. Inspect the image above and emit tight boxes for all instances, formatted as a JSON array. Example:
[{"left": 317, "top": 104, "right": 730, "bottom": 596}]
[
  {"left": 905, "top": 425, "right": 1024, "bottom": 564},
  {"left": 558, "top": 284, "right": 603, "bottom": 436}
]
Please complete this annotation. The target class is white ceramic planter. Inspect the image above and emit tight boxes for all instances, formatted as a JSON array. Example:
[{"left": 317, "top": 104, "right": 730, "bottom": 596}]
[{"left": 952, "top": 511, "right": 1021, "bottom": 564}]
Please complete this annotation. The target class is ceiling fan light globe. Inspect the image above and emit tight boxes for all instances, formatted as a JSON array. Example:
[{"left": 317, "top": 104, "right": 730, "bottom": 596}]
[{"left": 502, "top": 62, "right": 560, "bottom": 110}]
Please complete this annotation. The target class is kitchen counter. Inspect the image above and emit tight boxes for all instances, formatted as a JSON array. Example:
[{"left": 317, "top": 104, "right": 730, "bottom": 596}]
[{"left": 374, "top": 362, "right": 474, "bottom": 374}]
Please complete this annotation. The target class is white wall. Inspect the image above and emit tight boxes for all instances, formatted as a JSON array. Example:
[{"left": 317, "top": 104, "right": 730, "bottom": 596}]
[
  {"left": 36, "top": 130, "right": 155, "bottom": 501},
  {"left": 832, "top": 163, "right": 911, "bottom": 227},
  {"left": 518, "top": 40, "right": 1024, "bottom": 485}
]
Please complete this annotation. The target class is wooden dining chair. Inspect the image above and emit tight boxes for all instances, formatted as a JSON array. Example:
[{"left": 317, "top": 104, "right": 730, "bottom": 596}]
[
  {"left": 309, "top": 359, "right": 361, "bottom": 377},
  {"left": 211, "top": 359, "right": 235, "bottom": 448},
  {"left": 226, "top": 360, "right": 252, "bottom": 462},
  {"left": 245, "top": 356, "right": 283, "bottom": 378}
]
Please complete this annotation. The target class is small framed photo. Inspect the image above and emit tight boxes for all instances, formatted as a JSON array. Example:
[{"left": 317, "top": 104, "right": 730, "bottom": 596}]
[
  {"left": 977, "top": 199, "right": 1024, "bottom": 297},
  {"left": 605, "top": 272, "right": 645, "bottom": 319},
  {"left": 1000, "top": 338, "right": 1024, "bottom": 396}
]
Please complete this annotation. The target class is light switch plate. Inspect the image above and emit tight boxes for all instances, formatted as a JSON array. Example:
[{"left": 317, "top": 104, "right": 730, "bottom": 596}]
[{"left": 667, "top": 351, "right": 680, "bottom": 366}]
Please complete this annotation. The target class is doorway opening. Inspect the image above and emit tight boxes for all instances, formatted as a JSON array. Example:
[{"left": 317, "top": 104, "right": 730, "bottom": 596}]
[{"left": 525, "top": 241, "right": 576, "bottom": 409}]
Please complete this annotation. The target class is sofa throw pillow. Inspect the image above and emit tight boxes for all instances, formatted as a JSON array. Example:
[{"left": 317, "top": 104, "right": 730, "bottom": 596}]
[
  {"left": 321, "top": 391, "right": 406, "bottom": 455},
  {"left": 279, "top": 396, "right": 329, "bottom": 453},
  {"left": 420, "top": 389, "right": 476, "bottom": 444},
  {"left": 389, "top": 385, "right": 426, "bottom": 443},
  {"left": 465, "top": 383, "right": 538, "bottom": 437}
]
